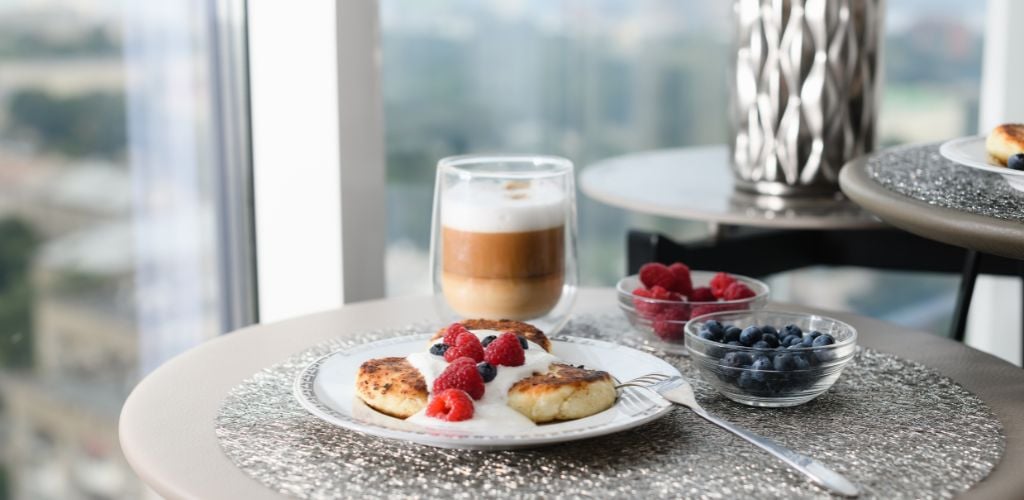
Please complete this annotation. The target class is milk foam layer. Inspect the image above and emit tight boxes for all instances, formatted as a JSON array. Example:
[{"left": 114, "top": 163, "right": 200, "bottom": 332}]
[
  {"left": 405, "top": 329, "right": 558, "bottom": 430},
  {"left": 441, "top": 181, "right": 565, "bottom": 233}
]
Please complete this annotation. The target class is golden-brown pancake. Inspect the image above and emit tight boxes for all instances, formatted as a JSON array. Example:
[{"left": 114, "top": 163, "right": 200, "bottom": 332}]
[
  {"left": 354, "top": 357, "right": 428, "bottom": 418},
  {"left": 506, "top": 363, "right": 616, "bottom": 423},
  {"left": 986, "top": 123, "right": 1024, "bottom": 165}
]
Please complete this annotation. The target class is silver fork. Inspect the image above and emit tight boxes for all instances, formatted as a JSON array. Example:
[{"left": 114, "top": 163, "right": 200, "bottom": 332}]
[{"left": 617, "top": 374, "right": 860, "bottom": 498}]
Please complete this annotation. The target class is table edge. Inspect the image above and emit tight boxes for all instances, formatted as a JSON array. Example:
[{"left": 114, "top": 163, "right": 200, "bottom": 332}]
[{"left": 839, "top": 156, "right": 1024, "bottom": 260}]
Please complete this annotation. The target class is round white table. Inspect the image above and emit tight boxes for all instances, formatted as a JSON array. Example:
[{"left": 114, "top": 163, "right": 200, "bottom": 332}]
[
  {"left": 119, "top": 289, "right": 1024, "bottom": 499},
  {"left": 579, "top": 146, "right": 883, "bottom": 230}
]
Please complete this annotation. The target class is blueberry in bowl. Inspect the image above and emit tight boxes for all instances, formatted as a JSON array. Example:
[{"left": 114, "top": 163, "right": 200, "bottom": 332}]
[{"left": 684, "top": 310, "right": 857, "bottom": 407}]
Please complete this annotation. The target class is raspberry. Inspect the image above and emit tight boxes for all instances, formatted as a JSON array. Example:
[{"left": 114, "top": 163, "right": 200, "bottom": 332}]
[
  {"left": 433, "top": 357, "right": 485, "bottom": 400},
  {"left": 638, "top": 263, "right": 678, "bottom": 291},
  {"left": 444, "top": 330, "right": 485, "bottom": 362},
  {"left": 653, "top": 320, "right": 686, "bottom": 341},
  {"left": 632, "top": 287, "right": 661, "bottom": 317},
  {"left": 709, "top": 272, "right": 738, "bottom": 299},
  {"left": 426, "top": 389, "right": 474, "bottom": 422},
  {"left": 668, "top": 262, "right": 693, "bottom": 296},
  {"left": 632, "top": 286, "right": 682, "bottom": 319},
  {"left": 689, "top": 286, "right": 716, "bottom": 302},
  {"left": 483, "top": 332, "right": 525, "bottom": 367},
  {"left": 723, "top": 281, "right": 756, "bottom": 300},
  {"left": 648, "top": 285, "right": 682, "bottom": 302},
  {"left": 659, "top": 303, "right": 690, "bottom": 322},
  {"left": 652, "top": 303, "right": 689, "bottom": 341},
  {"left": 443, "top": 323, "right": 470, "bottom": 345}
]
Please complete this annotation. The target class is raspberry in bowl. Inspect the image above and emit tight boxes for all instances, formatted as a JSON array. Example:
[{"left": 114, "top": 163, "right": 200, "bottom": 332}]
[{"left": 615, "top": 262, "right": 769, "bottom": 353}]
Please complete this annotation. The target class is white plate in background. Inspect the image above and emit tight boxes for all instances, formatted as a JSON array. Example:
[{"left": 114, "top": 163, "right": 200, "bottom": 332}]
[{"left": 939, "top": 135, "right": 1024, "bottom": 192}]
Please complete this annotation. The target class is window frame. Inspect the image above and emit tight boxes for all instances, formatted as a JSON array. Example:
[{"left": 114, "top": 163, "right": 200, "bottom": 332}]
[{"left": 246, "top": 0, "right": 386, "bottom": 324}]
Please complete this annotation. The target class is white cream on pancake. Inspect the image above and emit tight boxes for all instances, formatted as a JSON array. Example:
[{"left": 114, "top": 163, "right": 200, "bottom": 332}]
[{"left": 405, "top": 329, "right": 557, "bottom": 431}]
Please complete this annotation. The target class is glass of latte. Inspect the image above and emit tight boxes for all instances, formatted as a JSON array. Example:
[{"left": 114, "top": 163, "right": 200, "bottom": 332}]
[{"left": 430, "top": 155, "right": 578, "bottom": 333}]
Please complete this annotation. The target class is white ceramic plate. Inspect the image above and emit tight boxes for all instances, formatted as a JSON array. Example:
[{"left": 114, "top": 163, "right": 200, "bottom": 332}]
[
  {"left": 294, "top": 334, "right": 678, "bottom": 450},
  {"left": 939, "top": 136, "right": 1024, "bottom": 192}
]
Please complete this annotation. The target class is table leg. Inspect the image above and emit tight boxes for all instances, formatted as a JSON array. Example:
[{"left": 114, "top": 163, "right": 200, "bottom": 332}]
[{"left": 950, "top": 250, "right": 981, "bottom": 342}]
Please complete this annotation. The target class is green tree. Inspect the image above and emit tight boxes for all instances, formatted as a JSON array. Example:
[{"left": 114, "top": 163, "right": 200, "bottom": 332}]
[
  {"left": 0, "top": 218, "right": 37, "bottom": 370},
  {"left": 0, "top": 463, "right": 8, "bottom": 500},
  {"left": 7, "top": 89, "right": 126, "bottom": 159}
]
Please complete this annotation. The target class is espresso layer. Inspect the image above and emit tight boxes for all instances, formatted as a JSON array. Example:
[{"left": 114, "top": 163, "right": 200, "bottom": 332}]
[
  {"left": 442, "top": 225, "right": 564, "bottom": 279},
  {"left": 441, "top": 272, "right": 563, "bottom": 320}
]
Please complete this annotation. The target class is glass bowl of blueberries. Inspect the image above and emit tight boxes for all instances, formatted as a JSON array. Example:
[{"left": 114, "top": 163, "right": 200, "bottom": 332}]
[{"left": 684, "top": 310, "right": 858, "bottom": 407}]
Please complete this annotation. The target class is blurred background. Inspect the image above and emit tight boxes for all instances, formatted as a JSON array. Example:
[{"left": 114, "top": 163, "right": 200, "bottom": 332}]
[{"left": 0, "top": 0, "right": 993, "bottom": 498}]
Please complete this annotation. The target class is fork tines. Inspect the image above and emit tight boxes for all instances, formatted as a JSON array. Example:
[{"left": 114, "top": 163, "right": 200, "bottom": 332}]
[{"left": 614, "top": 373, "right": 671, "bottom": 389}]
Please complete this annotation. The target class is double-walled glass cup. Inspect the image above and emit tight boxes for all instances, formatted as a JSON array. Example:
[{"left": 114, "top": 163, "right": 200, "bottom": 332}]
[{"left": 430, "top": 155, "right": 578, "bottom": 334}]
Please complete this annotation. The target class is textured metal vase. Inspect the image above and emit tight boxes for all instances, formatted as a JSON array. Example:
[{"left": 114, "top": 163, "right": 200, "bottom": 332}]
[{"left": 730, "top": 0, "right": 882, "bottom": 196}]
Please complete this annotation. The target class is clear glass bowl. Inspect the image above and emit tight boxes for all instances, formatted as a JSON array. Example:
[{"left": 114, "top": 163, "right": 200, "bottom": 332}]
[
  {"left": 684, "top": 310, "right": 858, "bottom": 407},
  {"left": 616, "top": 271, "right": 769, "bottom": 354}
]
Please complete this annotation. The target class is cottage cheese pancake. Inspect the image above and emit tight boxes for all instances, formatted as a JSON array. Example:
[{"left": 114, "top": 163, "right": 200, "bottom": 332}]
[
  {"left": 986, "top": 123, "right": 1024, "bottom": 165},
  {"left": 355, "top": 357, "right": 428, "bottom": 419},
  {"left": 507, "top": 363, "right": 616, "bottom": 423}
]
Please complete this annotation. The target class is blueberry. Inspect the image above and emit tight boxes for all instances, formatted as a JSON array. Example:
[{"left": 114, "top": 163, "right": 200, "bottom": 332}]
[
  {"left": 782, "top": 335, "right": 801, "bottom": 347},
  {"left": 751, "top": 355, "right": 772, "bottom": 371},
  {"left": 812, "top": 334, "right": 835, "bottom": 347},
  {"left": 773, "top": 353, "right": 797, "bottom": 371},
  {"left": 429, "top": 343, "right": 449, "bottom": 356},
  {"left": 481, "top": 335, "right": 497, "bottom": 347},
  {"left": 698, "top": 329, "right": 716, "bottom": 341},
  {"left": 782, "top": 324, "right": 802, "bottom": 337},
  {"left": 517, "top": 335, "right": 529, "bottom": 349},
  {"left": 792, "top": 354, "right": 811, "bottom": 370},
  {"left": 476, "top": 362, "right": 497, "bottom": 382},
  {"left": 761, "top": 333, "right": 779, "bottom": 348},
  {"left": 750, "top": 355, "right": 772, "bottom": 382},
  {"left": 808, "top": 330, "right": 823, "bottom": 339},
  {"left": 799, "top": 334, "right": 816, "bottom": 347},
  {"left": 722, "top": 351, "right": 753, "bottom": 368},
  {"left": 739, "top": 326, "right": 763, "bottom": 346},
  {"left": 723, "top": 326, "right": 742, "bottom": 343},
  {"left": 738, "top": 370, "right": 759, "bottom": 389},
  {"left": 761, "top": 325, "right": 778, "bottom": 335},
  {"left": 1009, "top": 153, "right": 1024, "bottom": 171},
  {"left": 705, "top": 320, "right": 724, "bottom": 336},
  {"left": 752, "top": 340, "right": 771, "bottom": 349}
]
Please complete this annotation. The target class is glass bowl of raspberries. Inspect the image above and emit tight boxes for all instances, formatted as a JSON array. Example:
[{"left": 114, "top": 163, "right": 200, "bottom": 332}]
[
  {"left": 615, "top": 262, "right": 769, "bottom": 352},
  {"left": 684, "top": 310, "right": 858, "bottom": 407}
]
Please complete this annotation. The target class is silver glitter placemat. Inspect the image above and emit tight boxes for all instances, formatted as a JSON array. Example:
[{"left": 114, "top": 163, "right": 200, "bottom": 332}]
[
  {"left": 215, "top": 314, "right": 1005, "bottom": 499},
  {"left": 866, "top": 142, "right": 1024, "bottom": 223}
]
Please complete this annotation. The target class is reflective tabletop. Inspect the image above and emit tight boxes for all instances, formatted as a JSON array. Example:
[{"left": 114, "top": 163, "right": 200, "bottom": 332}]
[{"left": 580, "top": 146, "right": 883, "bottom": 229}]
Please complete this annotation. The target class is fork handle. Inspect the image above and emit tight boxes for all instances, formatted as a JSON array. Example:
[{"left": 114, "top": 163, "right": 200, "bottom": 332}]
[{"left": 690, "top": 407, "right": 860, "bottom": 497}]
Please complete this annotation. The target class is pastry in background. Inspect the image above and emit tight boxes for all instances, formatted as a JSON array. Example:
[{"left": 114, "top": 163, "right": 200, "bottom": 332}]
[{"left": 985, "top": 123, "right": 1024, "bottom": 166}]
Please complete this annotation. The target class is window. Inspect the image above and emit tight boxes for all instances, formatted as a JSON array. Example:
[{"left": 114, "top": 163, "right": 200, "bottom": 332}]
[
  {"left": 0, "top": 1, "right": 247, "bottom": 497},
  {"left": 380, "top": 0, "right": 987, "bottom": 336},
  {"left": 381, "top": 0, "right": 734, "bottom": 296}
]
